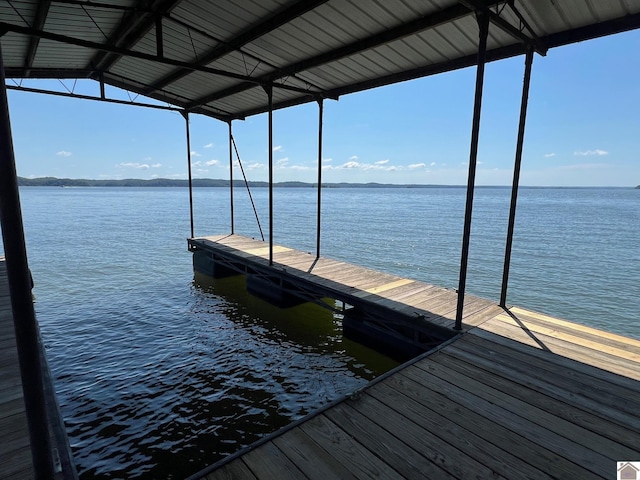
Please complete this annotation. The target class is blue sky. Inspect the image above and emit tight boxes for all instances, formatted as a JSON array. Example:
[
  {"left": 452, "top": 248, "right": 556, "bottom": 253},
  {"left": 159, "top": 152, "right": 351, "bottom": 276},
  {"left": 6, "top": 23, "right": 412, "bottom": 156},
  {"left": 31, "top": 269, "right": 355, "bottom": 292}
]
[{"left": 6, "top": 28, "right": 640, "bottom": 186}]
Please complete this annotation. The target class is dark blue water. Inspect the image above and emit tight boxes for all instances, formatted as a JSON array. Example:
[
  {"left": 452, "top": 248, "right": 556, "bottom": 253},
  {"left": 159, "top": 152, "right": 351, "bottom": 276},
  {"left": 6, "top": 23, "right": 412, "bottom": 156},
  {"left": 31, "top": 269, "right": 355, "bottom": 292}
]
[{"left": 14, "top": 186, "right": 640, "bottom": 478}]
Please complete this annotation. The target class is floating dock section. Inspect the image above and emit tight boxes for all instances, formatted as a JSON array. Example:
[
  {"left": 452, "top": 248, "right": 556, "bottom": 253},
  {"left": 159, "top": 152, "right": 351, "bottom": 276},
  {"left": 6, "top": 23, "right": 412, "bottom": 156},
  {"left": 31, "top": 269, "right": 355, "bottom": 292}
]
[
  {"left": 189, "top": 234, "right": 502, "bottom": 359},
  {"left": 188, "top": 235, "right": 640, "bottom": 480}
]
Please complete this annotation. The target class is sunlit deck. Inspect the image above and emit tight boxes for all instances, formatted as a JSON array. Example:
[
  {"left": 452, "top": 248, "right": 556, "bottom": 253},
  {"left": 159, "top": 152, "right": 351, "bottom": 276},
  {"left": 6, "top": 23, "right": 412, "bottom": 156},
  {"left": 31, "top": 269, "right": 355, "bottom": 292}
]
[{"left": 187, "top": 235, "right": 640, "bottom": 480}]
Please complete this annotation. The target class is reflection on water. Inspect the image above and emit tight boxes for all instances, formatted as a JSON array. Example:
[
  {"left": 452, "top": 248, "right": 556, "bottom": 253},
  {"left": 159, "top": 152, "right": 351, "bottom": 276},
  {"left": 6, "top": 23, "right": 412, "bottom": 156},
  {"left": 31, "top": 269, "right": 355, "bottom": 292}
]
[{"left": 61, "top": 271, "right": 397, "bottom": 479}]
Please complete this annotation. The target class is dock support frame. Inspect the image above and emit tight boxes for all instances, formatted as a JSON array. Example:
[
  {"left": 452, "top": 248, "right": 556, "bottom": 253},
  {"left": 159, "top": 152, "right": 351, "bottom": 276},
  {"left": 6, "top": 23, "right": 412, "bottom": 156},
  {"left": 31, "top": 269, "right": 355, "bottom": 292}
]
[
  {"left": 183, "top": 111, "right": 194, "bottom": 238},
  {"left": 455, "top": 10, "right": 489, "bottom": 331},
  {"left": 500, "top": 46, "right": 534, "bottom": 307},
  {"left": 228, "top": 121, "right": 234, "bottom": 234},
  {"left": 0, "top": 42, "right": 55, "bottom": 479},
  {"left": 316, "top": 98, "right": 324, "bottom": 259}
]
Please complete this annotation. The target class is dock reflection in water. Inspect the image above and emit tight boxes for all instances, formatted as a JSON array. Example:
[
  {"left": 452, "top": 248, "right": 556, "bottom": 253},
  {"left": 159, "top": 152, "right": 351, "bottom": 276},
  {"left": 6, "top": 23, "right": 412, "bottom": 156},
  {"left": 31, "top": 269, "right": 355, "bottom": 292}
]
[{"left": 64, "top": 271, "right": 397, "bottom": 479}]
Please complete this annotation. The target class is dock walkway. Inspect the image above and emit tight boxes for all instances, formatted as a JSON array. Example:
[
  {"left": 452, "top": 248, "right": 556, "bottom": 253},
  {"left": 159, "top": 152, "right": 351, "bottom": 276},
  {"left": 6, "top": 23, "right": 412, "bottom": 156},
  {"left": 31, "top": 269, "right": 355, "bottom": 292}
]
[
  {"left": 188, "top": 235, "right": 640, "bottom": 479},
  {"left": 0, "top": 258, "right": 35, "bottom": 479}
]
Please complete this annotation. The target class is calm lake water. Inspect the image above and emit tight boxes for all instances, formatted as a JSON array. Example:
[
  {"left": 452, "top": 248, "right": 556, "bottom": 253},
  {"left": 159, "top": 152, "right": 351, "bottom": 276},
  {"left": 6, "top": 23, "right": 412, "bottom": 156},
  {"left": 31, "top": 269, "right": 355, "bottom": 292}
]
[{"left": 13, "top": 186, "right": 640, "bottom": 478}]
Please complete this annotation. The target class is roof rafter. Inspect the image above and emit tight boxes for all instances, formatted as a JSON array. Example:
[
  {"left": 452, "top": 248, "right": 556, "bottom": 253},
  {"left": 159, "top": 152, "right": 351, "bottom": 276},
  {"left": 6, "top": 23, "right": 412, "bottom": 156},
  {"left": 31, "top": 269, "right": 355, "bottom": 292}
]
[
  {"left": 23, "top": 0, "right": 52, "bottom": 76},
  {"left": 87, "top": 0, "right": 183, "bottom": 78},
  {"left": 144, "top": 0, "right": 329, "bottom": 95},
  {"left": 184, "top": 0, "right": 506, "bottom": 110}
]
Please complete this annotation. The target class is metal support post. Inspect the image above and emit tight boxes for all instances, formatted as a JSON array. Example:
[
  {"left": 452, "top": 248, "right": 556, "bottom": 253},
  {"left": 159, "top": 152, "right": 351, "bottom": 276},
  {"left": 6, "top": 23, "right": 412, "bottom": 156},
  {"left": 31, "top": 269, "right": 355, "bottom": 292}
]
[
  {"left": 228, "top": 121, "right": 234, "bottom": 234},
  {"left": 500, "top": 46, "right": 534, "bottom": 307},
  {"left": 266, "top": 86, "right": 274, "bottom": 265},
  {"left": 182, "top": 111, "right": 194, "bottom": 238},
  {"left": 316, "top": 98, "right": 324, "bottom": 259},
  {"left": 455, "top": 11, "right": 490, "bottom": 331},
  {"left": 0, "top": 42, "right": 55, "bottom": 479}
]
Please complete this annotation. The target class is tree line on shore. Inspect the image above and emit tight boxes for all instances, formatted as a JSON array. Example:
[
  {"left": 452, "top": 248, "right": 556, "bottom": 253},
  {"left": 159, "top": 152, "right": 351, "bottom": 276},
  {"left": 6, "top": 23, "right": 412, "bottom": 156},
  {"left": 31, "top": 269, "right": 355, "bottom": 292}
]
[{"left": 16, "top": 176, "right": 446, "bottom": 188}]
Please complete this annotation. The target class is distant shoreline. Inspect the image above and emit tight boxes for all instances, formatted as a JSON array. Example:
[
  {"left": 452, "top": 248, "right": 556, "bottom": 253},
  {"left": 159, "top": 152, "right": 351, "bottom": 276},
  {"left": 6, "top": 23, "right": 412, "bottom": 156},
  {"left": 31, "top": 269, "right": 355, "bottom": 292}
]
[
  {"left": 16, "top": 177, "right": 458, "bottom": 188},
  {"left": 16, "top": 177, "right": 637, "bottom": 189}
]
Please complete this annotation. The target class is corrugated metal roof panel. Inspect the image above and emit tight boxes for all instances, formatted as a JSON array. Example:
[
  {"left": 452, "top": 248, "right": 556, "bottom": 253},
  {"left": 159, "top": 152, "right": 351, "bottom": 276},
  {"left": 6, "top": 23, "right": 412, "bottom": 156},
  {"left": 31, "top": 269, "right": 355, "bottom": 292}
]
[
  {"left": 2, "top": 0, "right": 639, "bottom": 119},
  {"left": 173, "top": 0, "right": 288, "bottom": 43},
  {"left": 164, "top": 70, "right": 241, "bottom": 99},
  {"left": 208, "top": 51, "right": 275, "bottom": 79},
  {"left": 32, "top": 41, "right": 93, "bottom": 69},
  {"left": 0, "top": 0, "right": 36, "bottom": 26},
  {"left": 43, "top": 5, "right": 117, "bottom": 44},
  {"left": 1, "top": 32, "right": 28, "bottom": 65},
  {"left": 110, "top": 56, "right": 178, "bottom": 86}
]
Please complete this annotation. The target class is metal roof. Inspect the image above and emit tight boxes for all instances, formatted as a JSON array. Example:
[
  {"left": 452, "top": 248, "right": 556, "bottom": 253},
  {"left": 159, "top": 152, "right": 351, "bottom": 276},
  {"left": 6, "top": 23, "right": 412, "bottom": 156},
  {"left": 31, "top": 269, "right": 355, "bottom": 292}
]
[{"left": 1, "top": 0, "right": 639, "bottom": 121}]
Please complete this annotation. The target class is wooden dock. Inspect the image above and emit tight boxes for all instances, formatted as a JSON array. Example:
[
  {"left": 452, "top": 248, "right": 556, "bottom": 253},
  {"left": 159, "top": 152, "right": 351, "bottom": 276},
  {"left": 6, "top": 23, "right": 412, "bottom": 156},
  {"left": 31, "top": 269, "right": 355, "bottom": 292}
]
[
  {"left": 0, "top": 258, "right": 35, "bottom": 479},
  {"left": 188, "top": 235, "right": 640, "bottom": 480},
  {"left": 0, "top": 259, "right": 77, "bottom": 480}
]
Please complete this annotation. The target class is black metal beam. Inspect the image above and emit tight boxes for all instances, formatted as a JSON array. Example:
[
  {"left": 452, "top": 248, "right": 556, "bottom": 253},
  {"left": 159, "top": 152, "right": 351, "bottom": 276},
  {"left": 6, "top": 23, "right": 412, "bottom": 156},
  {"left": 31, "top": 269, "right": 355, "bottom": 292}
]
[
  {"left": 23, "top": 0, "right": 52, "bottom": 77},
  {"left": 316, "top": 98, "right": 323, "bottom": 259},
  {"left": 88, "top": 0, "right": 182, "bottom": 75},
  {"left": 155, "top": 14, "right": 163, "bottom": 58},
  {"left": 146, "top": 0, "right": 328, "bottom": 94},
  {"left": 6, "top": 84, "right": 182, "bottom": 112},
  {"left": 500, "top": 46, "right": 534, "bottom": 308},
  {"left": 184, "top": 1, "right": 503, "bottom": 109},
  {"left": 0, "top": 42, "right": 55, "bottom": 480},
  {"left": 455, "top": 11, "right": 490, "bottom": 331},
  {"left": 228, "top": 121, "right": 234, "bottom": 234}
]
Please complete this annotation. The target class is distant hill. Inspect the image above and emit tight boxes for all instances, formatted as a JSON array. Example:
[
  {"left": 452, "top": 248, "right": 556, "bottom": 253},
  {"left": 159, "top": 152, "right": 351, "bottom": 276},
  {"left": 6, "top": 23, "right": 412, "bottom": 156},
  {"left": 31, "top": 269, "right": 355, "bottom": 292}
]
[{"left": 17, "top": 176, "right": 452, "bottom": 189}]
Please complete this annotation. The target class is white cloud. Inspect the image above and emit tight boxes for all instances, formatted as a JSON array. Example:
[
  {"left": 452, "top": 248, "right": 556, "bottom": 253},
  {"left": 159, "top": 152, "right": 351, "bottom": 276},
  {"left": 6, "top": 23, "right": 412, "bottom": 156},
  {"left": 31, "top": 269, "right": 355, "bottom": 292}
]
[
  {"left": 191, "top": 160, "right": 202, "bottom": 167},
  {"left": 56, "top": 150, "right": 72, "bottom": 157},
  {"left": 277, "top": 157, "right": 289, "bottom": 166},
  {"left": 204, "top": 143, "right": 214, "bottom": 148},
  {"left": 408, "top": 163, "right": 426, "bottom": 169},
  {"left": 273, "top": 145, "right": 283, "bottom": 152},
  {"left": 574, "top": 149, "right": 608, "bottom": 156},
  {"left": 430, "top": 162, "right": 437, "bottom": 167},
  {"left": 325, "top": 160, "right": 397, "bottom": 172},
  {"left": 190, "top": 151, "right": 201, "bottom": 157},
  {"left": 349, "top": 155, "right": 359, "bottom": 161},
  {"left": 151, "top": 163, "right": 162, "bottom": 168},
  {"left": 247, "top": 162, "right": 265, "bottom": 170},
  {"left": 375, "top": 159, "right": 389, "bottom": 165},
  {"left": 544, "top": 153, "right": 556, "bottom": 158},
  {"left": 118, "top": 162, "right": 150, "bottom": 169},
  {"left": 205, "top": 159, "right": 219, "bottom": 166},
  {"left": 323, "top": 158, "right": 333, "bottom": 163}
]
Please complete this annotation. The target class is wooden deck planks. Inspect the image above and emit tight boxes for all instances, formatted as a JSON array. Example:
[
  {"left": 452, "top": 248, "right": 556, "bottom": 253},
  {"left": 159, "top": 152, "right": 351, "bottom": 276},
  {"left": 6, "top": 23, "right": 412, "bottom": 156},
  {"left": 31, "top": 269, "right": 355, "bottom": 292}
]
[
  {"left": 190, "top": 235, "right": 640, "bottom": 480},
  {"left": 0, "top": 260, "right": 35, "bottom": 480},
  {"left": 479, "top": 316, "right": 640, "bottom": 380},
  {"left": 204, "top": 326, "right": 640, "bottom": 479}
]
